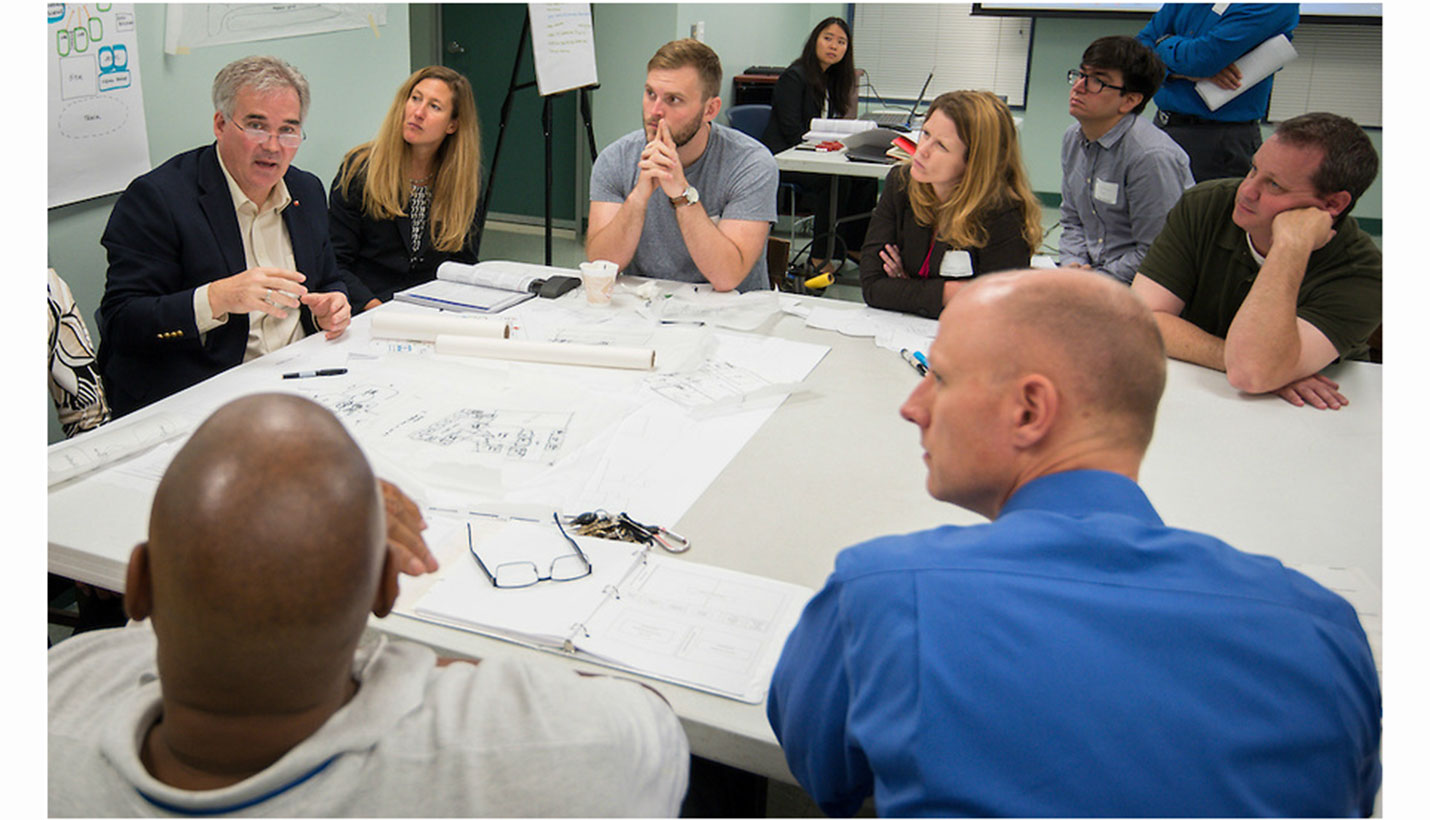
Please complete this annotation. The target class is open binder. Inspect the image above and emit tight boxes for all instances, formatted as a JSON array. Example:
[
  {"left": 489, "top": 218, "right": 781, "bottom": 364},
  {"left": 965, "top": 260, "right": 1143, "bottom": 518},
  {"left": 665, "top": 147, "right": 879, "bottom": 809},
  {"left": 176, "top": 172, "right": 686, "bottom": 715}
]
[{"left": 408, "top": 518, "right": 814, "bottom": 703}]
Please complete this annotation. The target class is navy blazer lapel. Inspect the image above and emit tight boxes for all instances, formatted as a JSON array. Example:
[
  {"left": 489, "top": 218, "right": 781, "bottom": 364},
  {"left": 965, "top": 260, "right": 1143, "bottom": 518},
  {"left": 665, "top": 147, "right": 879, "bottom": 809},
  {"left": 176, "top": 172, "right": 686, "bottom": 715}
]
[
  {"left": 283, "top": 178, "right": 313, "bottom": 274},
  {"left": 196, "top": 145, "right": 247, "bottom": 276}
]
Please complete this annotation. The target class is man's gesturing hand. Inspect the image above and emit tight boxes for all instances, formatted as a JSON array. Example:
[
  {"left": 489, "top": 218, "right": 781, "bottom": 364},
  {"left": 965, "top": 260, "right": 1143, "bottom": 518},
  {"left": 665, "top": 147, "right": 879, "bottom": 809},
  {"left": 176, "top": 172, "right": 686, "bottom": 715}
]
[
  {"left": 208, "top": 267, "right": 307, "bottom": 319},
  {"left": 303, "top": 291, "right": 351, "bottom": 339}
]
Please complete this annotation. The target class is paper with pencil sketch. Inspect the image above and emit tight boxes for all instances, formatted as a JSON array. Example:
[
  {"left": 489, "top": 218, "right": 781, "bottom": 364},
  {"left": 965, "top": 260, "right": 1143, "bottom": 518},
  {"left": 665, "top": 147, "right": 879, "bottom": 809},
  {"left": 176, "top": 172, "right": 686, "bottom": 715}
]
[{"left": 1195, "top": 34, "right": 1297, "bottom": 111}]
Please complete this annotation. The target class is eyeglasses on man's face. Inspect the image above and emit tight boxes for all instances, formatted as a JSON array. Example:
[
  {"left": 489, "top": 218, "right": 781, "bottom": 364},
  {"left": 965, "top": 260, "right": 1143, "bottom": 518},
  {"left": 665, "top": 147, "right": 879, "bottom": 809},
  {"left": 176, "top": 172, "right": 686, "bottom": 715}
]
[
  {"left": 1067, "top": 69, "right": 1128, "bottom": 95},
  {"left": 230, "top": 118, "right": 305, "bottom": 149},
  {"left": 468, "top": 514, "right": 593, "bottom": 589}
]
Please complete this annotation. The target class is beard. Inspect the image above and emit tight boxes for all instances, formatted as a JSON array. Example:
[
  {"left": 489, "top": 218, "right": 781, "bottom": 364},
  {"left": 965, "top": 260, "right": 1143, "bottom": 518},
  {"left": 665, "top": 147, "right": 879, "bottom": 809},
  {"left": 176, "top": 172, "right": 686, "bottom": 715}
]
[{"left": 644, "top": 115, "right": 703, "bottom": 148}]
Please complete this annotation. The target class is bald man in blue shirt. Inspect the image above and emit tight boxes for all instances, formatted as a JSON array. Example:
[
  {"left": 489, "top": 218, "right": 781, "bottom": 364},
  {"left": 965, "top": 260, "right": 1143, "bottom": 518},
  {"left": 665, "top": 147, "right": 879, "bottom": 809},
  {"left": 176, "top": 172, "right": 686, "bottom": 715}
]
[{"left": 767, "top": 268, "right": 1379, "bottom": 817}]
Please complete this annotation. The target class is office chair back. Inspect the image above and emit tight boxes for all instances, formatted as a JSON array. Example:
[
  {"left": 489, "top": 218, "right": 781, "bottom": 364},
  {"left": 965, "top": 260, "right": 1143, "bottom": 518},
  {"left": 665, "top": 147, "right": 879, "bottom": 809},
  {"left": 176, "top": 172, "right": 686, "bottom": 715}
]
[{"left": 727, "top": 104, "right": 772, "bottom": 140}]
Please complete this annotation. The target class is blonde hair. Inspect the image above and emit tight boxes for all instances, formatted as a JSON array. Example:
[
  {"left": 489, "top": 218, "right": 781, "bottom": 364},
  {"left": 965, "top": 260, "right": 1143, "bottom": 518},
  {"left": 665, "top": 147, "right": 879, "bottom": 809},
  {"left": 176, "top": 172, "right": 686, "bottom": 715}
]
[
  {"left": 647, "top": 38, "right": 723, "bottom": 101},
  {"left": 907, "top": 90, "right": 1042, "bottom": 254},
  {"left": 337, "top": 66, "right": 482, "bottom": 254}
]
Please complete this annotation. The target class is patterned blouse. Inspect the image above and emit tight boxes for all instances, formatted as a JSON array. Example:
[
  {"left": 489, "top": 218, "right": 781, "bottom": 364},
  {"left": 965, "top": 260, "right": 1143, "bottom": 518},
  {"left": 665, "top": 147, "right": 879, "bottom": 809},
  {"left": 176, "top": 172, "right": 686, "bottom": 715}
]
[
  {"left": 409, "top": 181, "right": 431, "bottom": 259},
  {"left": 47, "top": 268, "right": 111, "bottom": 437}
]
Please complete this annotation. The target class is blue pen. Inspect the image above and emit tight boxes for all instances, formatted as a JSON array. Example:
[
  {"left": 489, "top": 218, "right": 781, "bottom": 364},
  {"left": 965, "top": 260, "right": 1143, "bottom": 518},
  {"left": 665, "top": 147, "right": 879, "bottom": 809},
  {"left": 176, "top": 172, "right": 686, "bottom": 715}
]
[
  {"left": 912, "top": 350, "right": 929, "bottom": 369},
  {"left": 900, "top": 348, "right": 927, "bottom": 377}
]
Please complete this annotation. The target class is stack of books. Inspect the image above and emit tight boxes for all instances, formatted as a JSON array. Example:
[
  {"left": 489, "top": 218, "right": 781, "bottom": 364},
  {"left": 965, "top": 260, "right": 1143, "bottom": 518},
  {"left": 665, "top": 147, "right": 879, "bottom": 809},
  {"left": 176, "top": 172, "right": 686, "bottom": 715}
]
[{"left": 886, "top": 133, "right": 917, "bottom": 162}]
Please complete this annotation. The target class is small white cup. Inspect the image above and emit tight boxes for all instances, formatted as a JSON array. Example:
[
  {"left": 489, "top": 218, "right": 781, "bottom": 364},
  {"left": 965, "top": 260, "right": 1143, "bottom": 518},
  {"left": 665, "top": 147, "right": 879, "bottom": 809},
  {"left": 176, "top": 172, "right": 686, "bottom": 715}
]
[{"left": 579, "top": 260, "right": 618, "bottom": 306}]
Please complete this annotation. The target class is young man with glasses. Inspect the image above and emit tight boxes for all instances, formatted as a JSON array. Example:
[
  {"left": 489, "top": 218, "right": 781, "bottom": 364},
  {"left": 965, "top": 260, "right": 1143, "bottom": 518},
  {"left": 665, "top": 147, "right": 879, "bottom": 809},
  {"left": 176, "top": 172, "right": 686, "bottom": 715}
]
[
  {"left": 1058, "top": 36, "right": 1193, "bottom": 284},
  {"left": 97, "top": 56, "right": 351, "bottom": 417}
]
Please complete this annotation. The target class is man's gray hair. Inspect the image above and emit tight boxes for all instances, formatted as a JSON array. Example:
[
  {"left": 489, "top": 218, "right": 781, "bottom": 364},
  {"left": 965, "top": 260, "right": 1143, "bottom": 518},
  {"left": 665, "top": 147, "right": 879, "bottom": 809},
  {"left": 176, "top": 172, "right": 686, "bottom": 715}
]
[{"left": 212, "top": 56, "right": 310, "bottom": 122}]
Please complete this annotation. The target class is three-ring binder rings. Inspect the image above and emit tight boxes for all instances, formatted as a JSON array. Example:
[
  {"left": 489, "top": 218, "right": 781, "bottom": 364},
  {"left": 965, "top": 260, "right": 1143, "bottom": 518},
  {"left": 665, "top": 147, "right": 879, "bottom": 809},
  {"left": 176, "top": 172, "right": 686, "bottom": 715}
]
[{"left": 410, "top": 517, "right": 815, "bottom": 703}]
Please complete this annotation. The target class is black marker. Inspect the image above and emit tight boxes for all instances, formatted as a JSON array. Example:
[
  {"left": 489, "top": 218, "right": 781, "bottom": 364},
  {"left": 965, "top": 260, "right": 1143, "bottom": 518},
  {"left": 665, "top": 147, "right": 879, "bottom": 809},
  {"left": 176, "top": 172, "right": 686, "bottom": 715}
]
[{"left": 282, "top": 368, "right": 348, "bottom": 379}]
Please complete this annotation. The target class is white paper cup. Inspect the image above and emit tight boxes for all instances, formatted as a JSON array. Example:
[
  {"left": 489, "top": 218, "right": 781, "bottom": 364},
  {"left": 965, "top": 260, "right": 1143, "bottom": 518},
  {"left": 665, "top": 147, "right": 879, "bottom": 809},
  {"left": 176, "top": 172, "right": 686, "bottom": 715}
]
[{"left": 579, "top": 260, "right": 618, "bottom": 306}]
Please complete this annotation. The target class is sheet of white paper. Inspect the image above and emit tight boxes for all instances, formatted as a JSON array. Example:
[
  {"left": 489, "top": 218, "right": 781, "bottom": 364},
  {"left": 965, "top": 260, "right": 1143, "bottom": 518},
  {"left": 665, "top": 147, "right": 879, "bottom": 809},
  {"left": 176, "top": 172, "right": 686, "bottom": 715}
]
[
  {"left": 641, "top": 287, "right": 782, "bottom": 331},
  {"left": 48, "top": 411, "right": 191, "bottom": 486},
  {"left": 575, "top": 557, "right": 815, "bottom": 702},
  {"left": 1196, "top": 34, "right": 1298, "bottom": 111}
]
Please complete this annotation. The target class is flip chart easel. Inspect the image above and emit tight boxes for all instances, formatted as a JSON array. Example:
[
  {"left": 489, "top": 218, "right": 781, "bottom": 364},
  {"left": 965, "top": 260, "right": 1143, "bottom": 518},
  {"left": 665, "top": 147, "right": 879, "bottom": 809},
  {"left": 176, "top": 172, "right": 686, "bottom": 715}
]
[{"left": 474, "top": 4, "right": 599, "bottom": 265}]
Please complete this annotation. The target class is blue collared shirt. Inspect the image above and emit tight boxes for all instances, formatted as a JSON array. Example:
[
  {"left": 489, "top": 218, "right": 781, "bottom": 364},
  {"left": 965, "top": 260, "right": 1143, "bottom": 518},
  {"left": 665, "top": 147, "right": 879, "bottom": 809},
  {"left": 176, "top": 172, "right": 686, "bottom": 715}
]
[
  {"left": 1136, "top": 3, "right": 1300, "bottom": 122},
  {"left": 1059, "top": 114, "right": 1194, "bottom": 283},
  {"left": 768, "top": 470, "right": 1380, "bottom": 817}
]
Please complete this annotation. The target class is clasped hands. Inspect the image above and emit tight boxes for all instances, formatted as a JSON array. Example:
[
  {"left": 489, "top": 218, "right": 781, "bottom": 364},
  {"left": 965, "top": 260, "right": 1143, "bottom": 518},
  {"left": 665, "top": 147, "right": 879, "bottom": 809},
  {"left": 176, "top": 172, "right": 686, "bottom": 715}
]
[
  {"left": 208, "top": 267, "right": 352, "bottom": 339},
  {"left": 637, "top": 119, "right": 690, "bottom": 201}
]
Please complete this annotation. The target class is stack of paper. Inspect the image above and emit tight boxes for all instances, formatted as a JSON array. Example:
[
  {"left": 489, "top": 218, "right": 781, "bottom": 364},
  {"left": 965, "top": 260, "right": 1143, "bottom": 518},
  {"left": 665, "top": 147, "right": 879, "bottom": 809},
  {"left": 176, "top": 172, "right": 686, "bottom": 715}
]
[{"left": 802, "top": 118, "right": 877, "bottom": 142}]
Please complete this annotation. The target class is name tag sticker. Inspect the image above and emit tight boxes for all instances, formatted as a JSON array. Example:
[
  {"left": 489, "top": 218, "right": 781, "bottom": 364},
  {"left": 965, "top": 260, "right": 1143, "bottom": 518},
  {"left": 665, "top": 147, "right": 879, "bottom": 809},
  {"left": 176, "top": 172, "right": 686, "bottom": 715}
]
[
  {"left": 939, "top": 250, "right": 974, "bottom": 279},
  {"left": 1093, "top": 179, "right": 1119, "bottom": 204}
]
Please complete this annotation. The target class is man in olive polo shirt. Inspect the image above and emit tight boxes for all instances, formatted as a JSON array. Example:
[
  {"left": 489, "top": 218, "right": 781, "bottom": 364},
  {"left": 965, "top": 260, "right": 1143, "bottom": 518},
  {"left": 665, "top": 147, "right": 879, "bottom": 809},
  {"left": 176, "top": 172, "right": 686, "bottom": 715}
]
[{"left": 1131, "top": 112, "right": 1379, "bottom": 410}]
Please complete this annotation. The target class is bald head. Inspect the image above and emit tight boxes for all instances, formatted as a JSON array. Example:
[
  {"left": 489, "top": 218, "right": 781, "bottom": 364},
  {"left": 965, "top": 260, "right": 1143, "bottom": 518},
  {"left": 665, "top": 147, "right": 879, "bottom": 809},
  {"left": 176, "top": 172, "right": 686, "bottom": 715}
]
[
  {"left": 902, "top": 268, "right": 1165, "bottom": 518},
  {"left": 962, "top": 268, "right": 1166, "bottom": 451},
  {"left": 136, "top": 394, "right": 385, "bottom": 710}
]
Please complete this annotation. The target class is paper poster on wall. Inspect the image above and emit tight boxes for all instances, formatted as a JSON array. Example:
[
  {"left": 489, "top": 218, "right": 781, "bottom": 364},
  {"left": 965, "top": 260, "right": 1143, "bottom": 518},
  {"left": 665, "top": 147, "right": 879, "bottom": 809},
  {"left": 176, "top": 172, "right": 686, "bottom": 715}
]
[
  {"left": 163, "top": 4, "right": 387, "bottom": 54},
  {"left": 528, "top": 3, "right": 597, "bottom": 96},
  {"left": 48, "top": 3, "right": 151, "bottom": 208}
]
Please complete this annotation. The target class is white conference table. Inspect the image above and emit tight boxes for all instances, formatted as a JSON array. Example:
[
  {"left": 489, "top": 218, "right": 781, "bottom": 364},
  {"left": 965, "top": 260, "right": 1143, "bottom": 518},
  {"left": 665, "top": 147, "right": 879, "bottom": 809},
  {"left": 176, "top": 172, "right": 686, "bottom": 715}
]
[{"left": 47, "top": 288, "right": 1382, "bottom": 784}]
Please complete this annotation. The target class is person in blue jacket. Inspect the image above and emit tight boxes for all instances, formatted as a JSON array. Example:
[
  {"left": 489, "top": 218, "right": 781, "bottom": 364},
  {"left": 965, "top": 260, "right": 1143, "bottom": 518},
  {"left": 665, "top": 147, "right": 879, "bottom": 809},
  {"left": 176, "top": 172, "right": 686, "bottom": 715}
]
[{"left": 1136, "top": 3, "right": 1299, "bottom": 181}]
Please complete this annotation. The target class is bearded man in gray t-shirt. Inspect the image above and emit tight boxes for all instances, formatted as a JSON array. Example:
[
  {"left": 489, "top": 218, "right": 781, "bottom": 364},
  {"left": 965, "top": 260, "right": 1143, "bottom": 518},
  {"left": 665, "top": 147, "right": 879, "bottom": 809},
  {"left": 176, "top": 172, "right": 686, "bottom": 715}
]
[{"left": 587, "top": 39, "right": 778, "bottom": 292}]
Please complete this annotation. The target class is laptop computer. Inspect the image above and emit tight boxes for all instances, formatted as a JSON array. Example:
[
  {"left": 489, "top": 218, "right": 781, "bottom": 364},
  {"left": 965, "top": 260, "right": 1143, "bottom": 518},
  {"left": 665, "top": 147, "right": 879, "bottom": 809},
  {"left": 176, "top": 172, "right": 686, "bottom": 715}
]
[{"left": 868, "top": 72, "right": 933, "bottom": 131}]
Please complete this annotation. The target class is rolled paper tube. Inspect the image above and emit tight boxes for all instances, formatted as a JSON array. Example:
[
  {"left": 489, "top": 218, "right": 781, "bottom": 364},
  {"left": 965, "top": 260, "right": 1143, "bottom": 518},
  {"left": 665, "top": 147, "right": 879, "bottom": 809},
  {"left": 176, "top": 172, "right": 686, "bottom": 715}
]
[
  {"left": 434, "top": 334, "right": 656, "bottom": 370},
  {"left": 370, "top": 312, "right": 509, "bottom": 342}
]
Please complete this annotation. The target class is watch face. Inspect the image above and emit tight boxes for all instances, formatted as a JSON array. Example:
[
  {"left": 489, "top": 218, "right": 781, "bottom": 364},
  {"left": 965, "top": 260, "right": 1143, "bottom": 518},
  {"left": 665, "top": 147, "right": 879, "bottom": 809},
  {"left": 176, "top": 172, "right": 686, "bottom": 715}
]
[{"left": 684, "top": 185, "right": 699, "bottom": 204}]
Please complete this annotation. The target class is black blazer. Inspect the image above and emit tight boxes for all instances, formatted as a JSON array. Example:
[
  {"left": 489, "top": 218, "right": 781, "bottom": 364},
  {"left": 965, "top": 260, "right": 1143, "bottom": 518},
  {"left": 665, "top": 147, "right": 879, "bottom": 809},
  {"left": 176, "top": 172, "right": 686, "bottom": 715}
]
[
  {"left": 97, "top": 143, "right": 345, "bottom": 417},
  {"left": 859, "top": 167, "right": 1032, "bottom": 318},
  {"left": 762, "top": 63, "right": 845, "bottom": 155},
  {"left": 328, "top": 160, "right": 479, "bottom": 309}
]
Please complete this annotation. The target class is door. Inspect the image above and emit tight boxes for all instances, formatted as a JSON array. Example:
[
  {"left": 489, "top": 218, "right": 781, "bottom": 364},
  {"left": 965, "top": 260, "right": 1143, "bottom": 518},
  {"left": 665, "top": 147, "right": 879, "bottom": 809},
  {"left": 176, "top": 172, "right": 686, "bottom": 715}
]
[{"left": 441, "top": 4, "right": 579, "bottom": 225}]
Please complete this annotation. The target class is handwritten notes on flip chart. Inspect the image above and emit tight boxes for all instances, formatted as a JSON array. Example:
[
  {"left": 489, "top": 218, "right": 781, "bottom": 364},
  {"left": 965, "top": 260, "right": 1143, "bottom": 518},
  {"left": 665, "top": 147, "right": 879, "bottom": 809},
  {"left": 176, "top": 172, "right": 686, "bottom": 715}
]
[{"left": 529, "top": 3, "right": 597, "bottom": 96}]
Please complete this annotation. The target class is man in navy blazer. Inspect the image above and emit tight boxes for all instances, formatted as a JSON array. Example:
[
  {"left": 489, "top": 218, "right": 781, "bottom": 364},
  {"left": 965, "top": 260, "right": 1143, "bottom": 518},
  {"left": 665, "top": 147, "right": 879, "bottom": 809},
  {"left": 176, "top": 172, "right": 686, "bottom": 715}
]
[{"left": 98, "top": 56, "right": 350, "bottom": 417}]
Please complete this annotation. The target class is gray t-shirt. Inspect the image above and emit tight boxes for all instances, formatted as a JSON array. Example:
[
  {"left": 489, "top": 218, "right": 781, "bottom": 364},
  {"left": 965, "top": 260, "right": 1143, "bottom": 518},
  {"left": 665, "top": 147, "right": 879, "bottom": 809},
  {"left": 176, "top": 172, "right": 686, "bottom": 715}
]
[
  {"left": 49, "top": 623, "right": 690, "bottom": 816},
  {"left": 590, "top": 122, "right": 778, "bottom": 292}
]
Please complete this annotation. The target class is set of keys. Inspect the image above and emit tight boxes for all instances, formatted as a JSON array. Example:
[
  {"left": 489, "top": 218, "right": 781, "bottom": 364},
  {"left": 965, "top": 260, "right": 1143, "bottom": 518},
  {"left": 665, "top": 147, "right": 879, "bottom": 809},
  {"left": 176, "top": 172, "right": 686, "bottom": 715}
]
[{"left": 566, "top": 509, "right": 691, "bottom": 553}]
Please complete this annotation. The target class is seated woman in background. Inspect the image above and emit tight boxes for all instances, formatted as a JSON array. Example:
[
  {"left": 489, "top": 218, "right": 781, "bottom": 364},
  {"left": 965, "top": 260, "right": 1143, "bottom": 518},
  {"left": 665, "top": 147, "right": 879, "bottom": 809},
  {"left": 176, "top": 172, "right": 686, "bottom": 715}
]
[
  {"left": 860, "top": 90, "right": 1042, "bottom": 319},
  {"left": 330, "top": 66, "right": 482, "bottom": 312},
  {"left": 762, "top": 17, "right": 876, "bottom": 273}
]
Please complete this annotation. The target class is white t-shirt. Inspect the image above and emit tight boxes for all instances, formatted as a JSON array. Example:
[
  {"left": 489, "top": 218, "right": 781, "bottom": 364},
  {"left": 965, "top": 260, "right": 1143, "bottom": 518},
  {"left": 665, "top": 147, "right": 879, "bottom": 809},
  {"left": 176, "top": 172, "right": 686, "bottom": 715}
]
[{"left": 49, "top": 623, "right": 689, "bottom": 816}]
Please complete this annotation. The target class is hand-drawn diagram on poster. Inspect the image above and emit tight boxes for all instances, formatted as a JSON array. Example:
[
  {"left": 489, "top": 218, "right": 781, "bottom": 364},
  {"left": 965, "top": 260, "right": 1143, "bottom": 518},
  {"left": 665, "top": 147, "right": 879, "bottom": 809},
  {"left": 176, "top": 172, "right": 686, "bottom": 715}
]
[
  {"left": 164, "top": 4, "right": 388, "bottom": 54},
  {"left": 409, "top": 409, "right": 570, "bottom": 463},
  {"left": 48, "top": 3, "right": 151, "bottom": 207},
  {"left": 303, "top": 380, "right": 574, "bottom": 466}
]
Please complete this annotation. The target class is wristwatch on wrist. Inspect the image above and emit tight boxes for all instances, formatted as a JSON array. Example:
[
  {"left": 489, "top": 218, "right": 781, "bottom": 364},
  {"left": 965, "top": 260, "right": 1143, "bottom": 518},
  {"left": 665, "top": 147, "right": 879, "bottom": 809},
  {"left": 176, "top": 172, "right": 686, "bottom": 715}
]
[{"left": 669, "top": 185, "right": 700, "bottom": 207}]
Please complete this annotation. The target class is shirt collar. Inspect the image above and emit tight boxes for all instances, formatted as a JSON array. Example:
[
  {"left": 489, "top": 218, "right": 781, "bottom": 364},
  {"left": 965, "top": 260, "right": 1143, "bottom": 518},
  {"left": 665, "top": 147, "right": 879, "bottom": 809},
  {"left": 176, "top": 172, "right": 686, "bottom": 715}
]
[
  {"left": 215, "top": 148, "right": 292, "bottom": 215},
  {"left": 1089, "top": 112, "right": 1137, "bottom": 149},
  {"left": 999, "top": 470, "right": 1163, "bottom": 525},
  {"left": 1245, "top": 232, "right": 1267, "bottom": 267}
]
